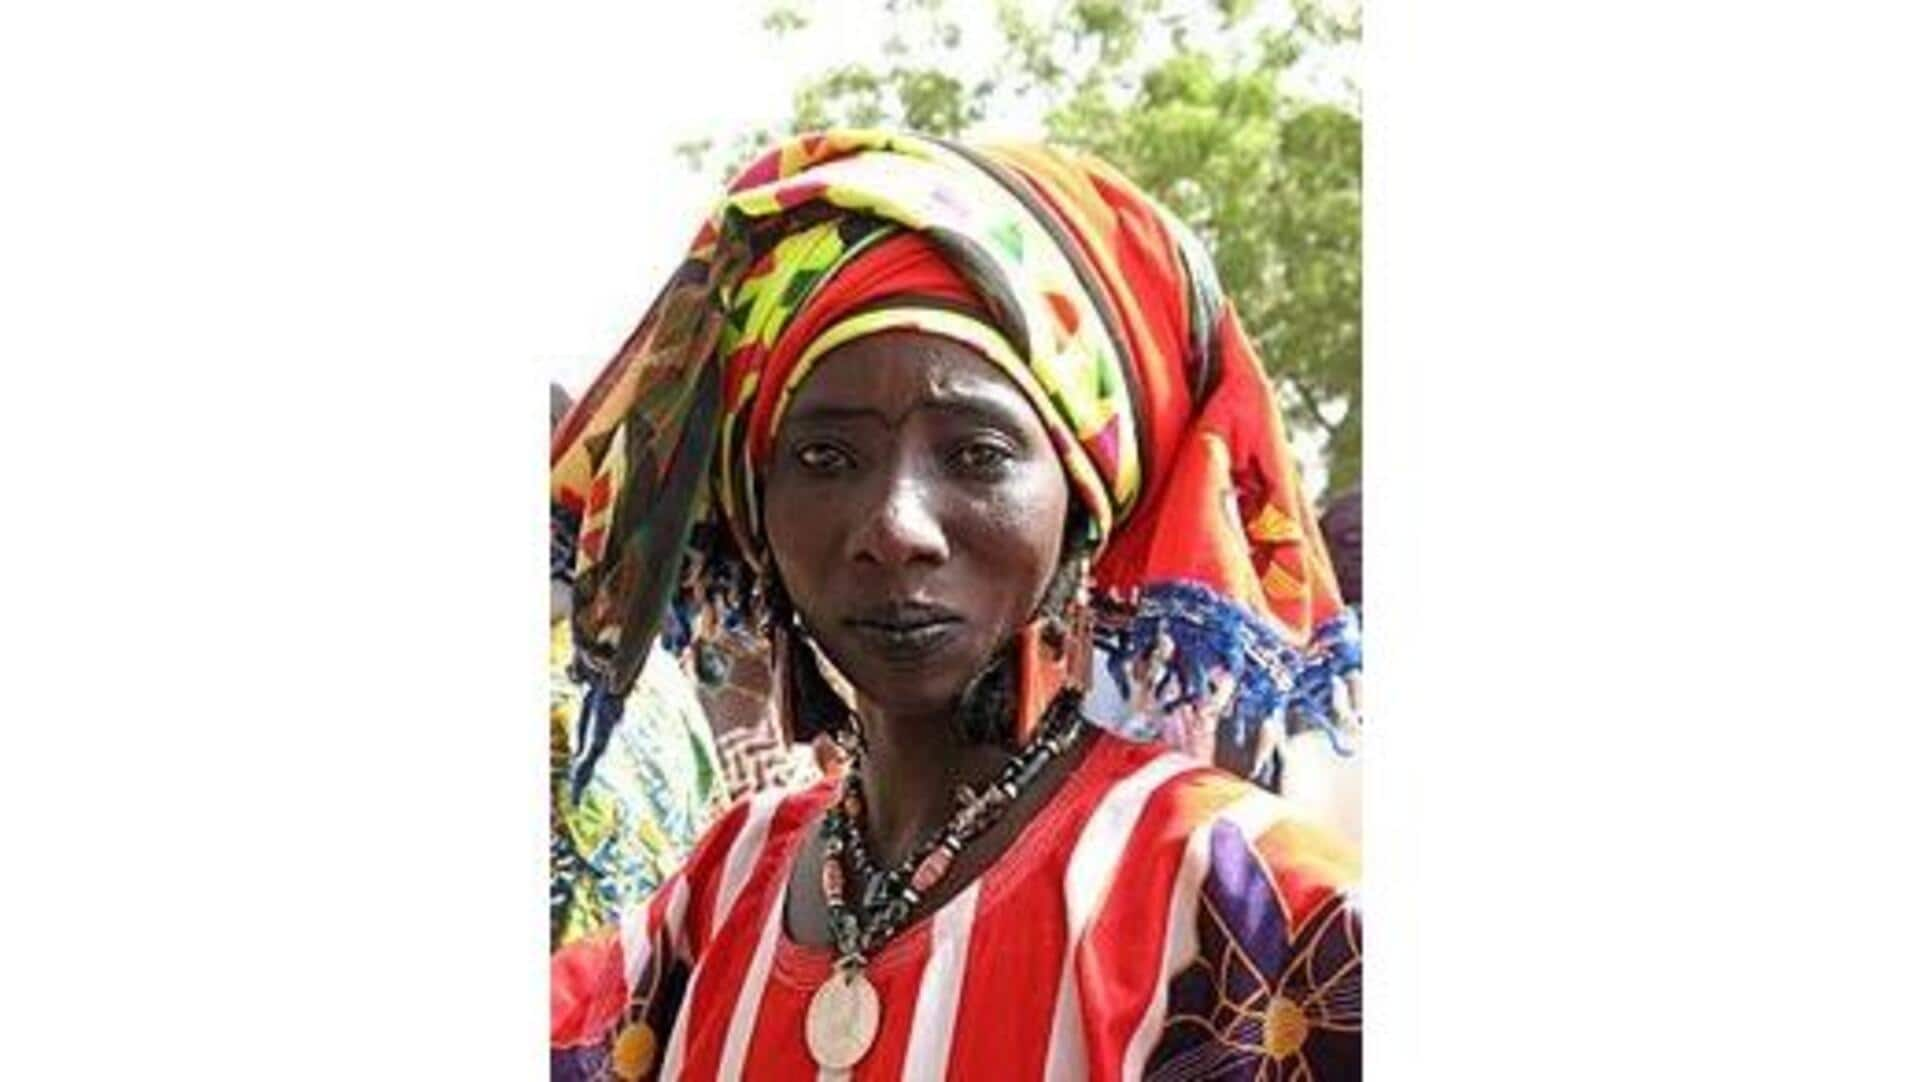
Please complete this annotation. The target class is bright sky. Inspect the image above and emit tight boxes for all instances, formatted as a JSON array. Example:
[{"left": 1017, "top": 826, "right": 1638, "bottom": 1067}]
[{"left": 541, "top": 2, "right": 1045, "bottom": 395}]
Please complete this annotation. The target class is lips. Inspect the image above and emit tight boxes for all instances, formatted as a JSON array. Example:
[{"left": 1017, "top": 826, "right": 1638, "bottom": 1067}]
[{"left": 843, "top": 600, "right": 963, "bottom": 662}]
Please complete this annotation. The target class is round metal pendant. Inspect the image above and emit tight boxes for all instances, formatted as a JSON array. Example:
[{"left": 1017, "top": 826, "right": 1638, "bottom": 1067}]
[{"left": 806, "top": 967, "right": 881, "bottom": 1071}]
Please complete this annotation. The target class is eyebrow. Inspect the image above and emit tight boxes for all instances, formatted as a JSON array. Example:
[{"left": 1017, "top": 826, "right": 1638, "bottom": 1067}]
[{"left": 783, "top": 393, "right": 1034, "bottom": 434}]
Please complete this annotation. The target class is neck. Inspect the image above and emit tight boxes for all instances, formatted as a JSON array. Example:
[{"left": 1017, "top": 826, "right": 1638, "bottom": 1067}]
[{"left": 852, "top": 696, "right": 1010, "bottom": 868}]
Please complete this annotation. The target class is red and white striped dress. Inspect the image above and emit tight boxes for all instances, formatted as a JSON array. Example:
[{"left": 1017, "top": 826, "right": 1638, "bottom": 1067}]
[{"left": 552, "top": 731, "right": 1361, "bottom": 1080}]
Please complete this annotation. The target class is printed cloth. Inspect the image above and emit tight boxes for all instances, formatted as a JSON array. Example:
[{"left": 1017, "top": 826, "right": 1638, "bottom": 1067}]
[
  {"left": 551, "top": 732, "right": 1360, "bottom": 1080},
  {"left": 551, "top": 622, "right": 729, "bottom": 949}
]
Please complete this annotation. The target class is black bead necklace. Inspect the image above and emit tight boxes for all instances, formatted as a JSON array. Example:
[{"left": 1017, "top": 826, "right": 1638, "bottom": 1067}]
[{"left": 803, "top": 690, "right": 1087, "bottom": 1070}]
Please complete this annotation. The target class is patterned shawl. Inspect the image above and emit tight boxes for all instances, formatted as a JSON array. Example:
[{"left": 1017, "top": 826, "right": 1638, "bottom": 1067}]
[{"left": 552, "top": 130, "right": 1358, "bottom": 795}]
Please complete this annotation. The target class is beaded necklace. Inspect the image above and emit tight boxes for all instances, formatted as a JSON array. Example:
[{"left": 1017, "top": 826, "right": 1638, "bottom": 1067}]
[{"left": 803, "top": 691, "right": 1087, "bottom": 1071}]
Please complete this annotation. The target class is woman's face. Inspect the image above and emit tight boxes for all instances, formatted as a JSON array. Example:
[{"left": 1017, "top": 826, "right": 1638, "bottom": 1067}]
[{"left": 764, "top": 330, "right": 1071, "bottom": 722}]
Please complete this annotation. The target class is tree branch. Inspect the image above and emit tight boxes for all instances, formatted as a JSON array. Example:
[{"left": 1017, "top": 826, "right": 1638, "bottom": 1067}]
[{"left": 1287, "top": 377, "right": 1338, "bottom": 436}]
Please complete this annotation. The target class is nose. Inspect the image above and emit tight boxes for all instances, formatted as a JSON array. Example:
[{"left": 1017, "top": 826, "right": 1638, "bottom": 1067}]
[{"left": 848, "top": 473, "right": 950, "bottom": 568}]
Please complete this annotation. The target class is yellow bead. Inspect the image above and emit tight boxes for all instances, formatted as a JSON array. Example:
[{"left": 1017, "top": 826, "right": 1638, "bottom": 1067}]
[{"left": 611, "top": 1021, "right": 657, "bottom": 1081}]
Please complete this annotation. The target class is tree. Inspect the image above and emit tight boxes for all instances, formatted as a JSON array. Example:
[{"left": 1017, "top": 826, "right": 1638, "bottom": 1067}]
[{"left": 683, "top": 0, "right": 1362, "bottom": 499}]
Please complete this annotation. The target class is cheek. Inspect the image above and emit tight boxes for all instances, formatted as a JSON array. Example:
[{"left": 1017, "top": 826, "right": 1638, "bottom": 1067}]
[
  {"left": 763, "top": 479, "right": 832, "bottom": 592},
  {"left": 965, "top": 467, "right": 1068, "bottom": 596}
]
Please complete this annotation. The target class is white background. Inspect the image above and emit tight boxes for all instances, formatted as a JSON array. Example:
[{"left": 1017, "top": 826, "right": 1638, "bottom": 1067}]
[{"left": 5, "top": 1, "right": 1919, "bottom": 1077}]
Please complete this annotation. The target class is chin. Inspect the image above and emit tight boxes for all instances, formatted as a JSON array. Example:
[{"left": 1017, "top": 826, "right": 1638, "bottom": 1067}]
[
  {"left": 822, "top": 640, "right": 985, "bottom": 722},
  {"left": 855, "top": 663, "right": 973, "bottom": 719}
]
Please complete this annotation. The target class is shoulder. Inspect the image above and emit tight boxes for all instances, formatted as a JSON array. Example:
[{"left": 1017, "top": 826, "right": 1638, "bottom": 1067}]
[
  {"left": 671, "top": 779, "right": 835, "bottom": 941},
  {"left": 1058, "top": 739, "right": 1361, "bottom": 1074},
  {"left": 682, "top": 780, "right": 833, "bottom": 879},
  {"left": 1106, "top": 738, "right": 1357, "bottom": 871},
  {"left": 1121, "top": 759, "right": 1363, "bottom": 1078},
  {"left": 1100, "top": 742, "right": 1359, "bottom": 927}
]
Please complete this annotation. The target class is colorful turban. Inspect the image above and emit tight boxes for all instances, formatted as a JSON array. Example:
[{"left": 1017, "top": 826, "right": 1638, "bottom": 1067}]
[{"left": 552, "top": 130, "right": 1359, "bottom": 794}]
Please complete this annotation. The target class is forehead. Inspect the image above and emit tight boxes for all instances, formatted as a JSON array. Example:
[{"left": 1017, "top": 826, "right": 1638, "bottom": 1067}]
[{"left": 783, "top": 330, "right": 1034, "bottom": 421}]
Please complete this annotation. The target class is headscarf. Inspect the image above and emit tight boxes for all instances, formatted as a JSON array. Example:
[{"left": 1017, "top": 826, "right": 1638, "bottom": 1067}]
[{"left": 552, "top": 130, "right": 1359, "bottom": 796}]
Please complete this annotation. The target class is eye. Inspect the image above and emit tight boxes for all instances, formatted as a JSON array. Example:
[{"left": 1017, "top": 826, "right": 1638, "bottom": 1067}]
[
  {"left": 950, "top": 440, "right": 1014, "bottom": 477},
  {"left": 794, "top": 442, "right": 854, "bottom": 475},
  {"left": 796, "top": 443, "right": 850, "bottom": 473}
]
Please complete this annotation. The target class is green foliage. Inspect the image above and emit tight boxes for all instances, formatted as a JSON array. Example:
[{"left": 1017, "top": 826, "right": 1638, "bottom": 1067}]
[
  {"left": 762, "top": 3, "right": 810, "bottom": 35},
  {"left": 700, "top": 0, "right": 1362, "bottom": 498}
]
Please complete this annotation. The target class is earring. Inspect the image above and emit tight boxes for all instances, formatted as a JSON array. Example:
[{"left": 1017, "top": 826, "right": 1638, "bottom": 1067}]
[{"left": 1013, "top": 551, "right": 1094, "bottom": 746}]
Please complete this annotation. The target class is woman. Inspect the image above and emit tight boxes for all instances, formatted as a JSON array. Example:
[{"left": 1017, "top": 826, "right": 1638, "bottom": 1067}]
[{"left": 552, "top": 131, "right": 1361, "bottom": 1080}]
